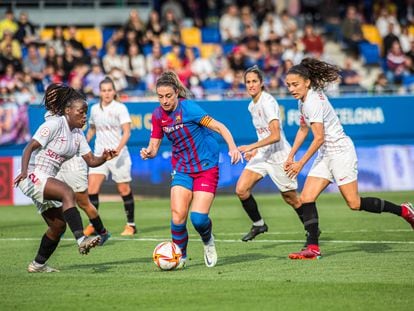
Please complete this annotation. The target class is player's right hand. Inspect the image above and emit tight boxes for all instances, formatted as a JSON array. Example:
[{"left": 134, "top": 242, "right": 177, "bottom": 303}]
[
  {"left": 140, "top": 147, "right": 151, "bottom": 160},
  {"left": 228, "top": 148, "right": 243, "bottom": 165},
  {"left": 13, "top": 172, "right": 27, "bottom": 187}
]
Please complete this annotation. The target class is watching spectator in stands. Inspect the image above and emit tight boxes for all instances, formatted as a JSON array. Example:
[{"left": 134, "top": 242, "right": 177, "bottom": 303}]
[
  {"left": 0, "top": 63, "right": 18, "bottom": 91},
  {"left": 84, "top": 63, "right": 105, "bottom": 97},
  {"left": 228, "top": 46, "right": 247, "bottom": 73},
  {"left": 225, "top": 70, "right": 245, "bottom": 99},
  {"left": 145, "top": 10, "right": 163, "bottom": 45},
  {"left": 181, "top": 46, "right": 214, "bottom": 83},
  {"left": 23, "top": 43, "right": 45, "bottom": 92},
  {"left": 204, "top": 0, "right": 222, "bottom": 27},
  {"left": 46, "top": 26, "right": 65, "bottom": 56},
  {"left": 0, "top": 42, "right": 23, "bottom": 73},
  {"left": 340, "top": 56, "right": 366, "bottom": 93},
  {"left": 376, "top": 7, "right": 401, "bottom": 38},
  {"left": 301, "top": 0, "right": 323, "bottom": 25},
  {"left": 103, "top": 43, "right": 123, "bottom": 74},
  {"left": 371, "top": 72, "right": 394, "bottom": 94},
  {"left": 259, "top": 12, "right": 285, "bottom": 42},
  {"left": 276, "top": 58, "right": 294, "bottom": 86},
  {"left": 14, "top": 11, "right": 38, "bottom": 46},
  {"left": 0, "top": 30, "right": 21, "bottom": 59},
  {"left": 85, "top": 45, "right": 103, "bottom": 69},
  {"left": 145, "top": 42, "right": 166, "bottom": 73},
  {"left": 185, "top": 0, "right": 206, "bottom": 28},
  {"left": 267, "top": 76, "right": 280, "bottom": 94},
  {"left": 341, "top": 5, "right": 365, "bottom": 58},
  {"left": 44, "top": 46, "right": 62, "bottom": 72},
  {"left": 282, "top": 40, "right": 304, "bottom": 65},
  {"left": 62, "top": 42, "right": 80, "bottom": 81},
  {"left": 263, "top": 39, "right": 283, "bottom": 76},
  {"left": 122, "top": 43, "right": 146, "bottom": 89},
  {"left": 240, "top": 5, "right": 258, "bottom": 34},
  {"left": 42, "top": 64, "right": 63, "bottom": 88},
  {"left": 386, "top": 40, "right": 409, "bottom": 84},
  {"left": 106, "top": 27, "right": 127, "bottom": 55},
  {"left": 165, "top": 43, "right": 184, "bottom": 71},
  {"left": 188, "top": 74, "right": 204, "bottom": 99},
  {"left": 124, "top": 9, "right": 145, "bottom": 47},
  {"left": 320, "top": 0, "right": 342, "bottom": 41},
  {"left": 240, "top": 24, "right": 266, "bottom": 68},
  {"left": 399, "top": 25, "right": 412, "bottom": 53},
  {"left": 124, "top": 30, "right": 140, "bottom": 55},
  {"left": 219, "top": 4, "right": 241, "bottom": 43},
  {"left": 406, "top": 40, "right": 414, "bottom": 74},
  {"left": 145, "top": 62, "right": 163, "bottom": 92},
  {"left": 108, "top": 67, "right": 128, "bottom": 92},
  {"left": 302, "top": 24, "right": 324, "bottom": 58},
  {"left": 208, "top": 44, "right": 231, "bottom": 81},
  {"left": 67, "top": 62, "right": 88, "bottom": 90},
  {"left": 161, "top": 0, "right": 185, "bottom": 22},
  {"left": 0, "top": 8, "right": 17, "bottom": 40},
  {"left": 66, "top": 25, "right": 85, "bottom": 59},
  {"left": 280, "top": 9, "right": 298, "bottom": 35},
  {"left": 161, "top": 9, "right": 181, "bottom": 45},
  {"left": 383, "top": 22, "right": 400, "bottom": 57}
]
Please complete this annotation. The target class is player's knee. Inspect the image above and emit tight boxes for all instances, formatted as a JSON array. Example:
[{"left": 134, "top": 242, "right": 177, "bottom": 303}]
[
  {"left": 346, "top": 199, "right": 361, "bottom": 211},
  {"left": 235, "top": 186, "right": 249, "bottom": 199},
  {"left": 48, "top": 222, "right": 66, "bottom": 239},
  {"left": 62, "top": 189, "right": 76, "bottom": 207}
]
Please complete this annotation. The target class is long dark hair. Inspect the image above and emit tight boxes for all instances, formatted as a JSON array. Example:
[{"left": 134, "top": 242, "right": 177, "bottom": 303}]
[
  {"left": 155, "top": 71, "right": 193, "bottom": 99},
  {"left": 99, "top": 76, "right": 120, "bottom": 101},
  {"left": 243, "top": 65, "right": 266, "bottom": 91},
  {"left": 287, "top": 58, "right": 340, "bottom": 90},
  {"left": 43, "top": 83, "right": 86, "bottom": 116}
]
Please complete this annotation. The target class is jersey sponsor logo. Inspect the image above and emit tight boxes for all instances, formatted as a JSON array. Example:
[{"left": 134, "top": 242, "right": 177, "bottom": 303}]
[
  {"left": 46, "top": 149, "right": 65, "bottom": 162},
  {"left": 257, "top": 127, "right": 270, "bottom": 134},
  {"left": 40, "top": 127, "right": 50, "bottom": 137},
  {"left": 163, "top": 123, "right": 184, "bottom": 133}
]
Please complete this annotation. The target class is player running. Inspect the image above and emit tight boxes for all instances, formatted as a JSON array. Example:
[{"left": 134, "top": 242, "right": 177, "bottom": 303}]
[
  {"left": 140, "top": 71, "right": 242, "bottom": 268},
  {"left": 284, "top": 58, "right": 414, "bottom": 260}
]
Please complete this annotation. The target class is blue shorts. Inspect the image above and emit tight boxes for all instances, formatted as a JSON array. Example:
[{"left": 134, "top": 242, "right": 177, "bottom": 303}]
[{"left": 171, "top": 167, "right": 219, "bottom": 194}]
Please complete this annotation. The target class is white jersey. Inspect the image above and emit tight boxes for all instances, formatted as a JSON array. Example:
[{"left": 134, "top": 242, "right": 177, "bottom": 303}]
[
  {"left": 29, "top": 116, "right": 91, "bottom": 177},
  {"left": 248, "top": 91, "right": 291, "bottom": 164},
  {"left": 89, "top": 100, "right": 132, "bottom": 155},
  {"left": 299, "top": 88, "right": 353, "bottom": 156}
]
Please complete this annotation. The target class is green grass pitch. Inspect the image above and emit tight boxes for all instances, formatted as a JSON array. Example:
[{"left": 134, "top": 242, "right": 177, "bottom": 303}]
[{"left": 0, "top": 191, "right": 413, "bottom": 310}]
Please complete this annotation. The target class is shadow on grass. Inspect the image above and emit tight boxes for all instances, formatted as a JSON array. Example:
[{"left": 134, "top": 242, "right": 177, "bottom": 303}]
[
  {"left": 65, "top": 257, "right": 151, "bottom": 272},
  {"left": 137, "top": 225, "right": 170, "bottom": 234},
  {"left": 218, "top": 252, "right": 273, "bottom": 266}
]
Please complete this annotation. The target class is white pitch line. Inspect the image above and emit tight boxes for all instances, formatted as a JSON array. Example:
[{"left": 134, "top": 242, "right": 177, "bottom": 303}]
[{"left": 0, "top": 237, "right": 413, "bottom": 244}]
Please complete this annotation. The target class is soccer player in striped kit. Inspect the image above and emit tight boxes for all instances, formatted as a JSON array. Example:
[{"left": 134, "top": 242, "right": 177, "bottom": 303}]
[
  {"left": 284, "top": 58, "right": 414, "bottom": 260},
  {"left": 140, "top": 71, "right": 242, "bottom": 268},
  {"left": 236, "top": 65, "right": 304, "bottom": 242},
  {"left": 14, "top": 83, "right": 117, "bottom": 272},
  {"left": 86, "top": 77, "right": 136, "bottom": 236}
]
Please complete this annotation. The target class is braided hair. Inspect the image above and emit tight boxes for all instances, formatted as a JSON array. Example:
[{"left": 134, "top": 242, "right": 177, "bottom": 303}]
[
  {"left": 155, "top": 71, "right": 193, "bottom": 99},
  {"left": 287, "top": 58, "right": 340, "bottom": 90},
  {"left": 43, "top": 83, "right": 86, "bottom": 116}
]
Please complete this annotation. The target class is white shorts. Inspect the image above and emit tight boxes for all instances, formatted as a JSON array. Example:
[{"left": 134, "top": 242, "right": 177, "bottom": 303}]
[
  {"left": 308, "top": 147, "right": 358, "bottom": 186},
  {"left": 88, "top": 150, "right": 132, "bottom": 183},
  {"left": 245, "top": 155, "right": 298, "bottom": 192},
  {"left": 56, "top": 165, "right": 88, "bottom": 192},
  {"left": 18, "top": 170, "right": 62, "bottom": 214}
]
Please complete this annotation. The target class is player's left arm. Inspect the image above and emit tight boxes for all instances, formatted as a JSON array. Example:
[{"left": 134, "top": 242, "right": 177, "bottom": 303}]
[
  {"left": 116, "top": 122, "right": 131, "bottom": 154},
  {"left": 238, "top": 119, "right": 280, "bottom": 154},
  {"left": 202, "top": 117, "right": 242, "bottom": 164},
  {"left": 82, "top": 150, "right": 118, "bottom": 167}
]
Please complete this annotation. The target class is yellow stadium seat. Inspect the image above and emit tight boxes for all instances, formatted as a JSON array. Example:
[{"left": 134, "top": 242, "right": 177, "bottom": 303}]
[
  {"left": 361, "top": 24, "right": 382, "bottom": 47},
  {"left": 180, "top": 27, "right": 202, "bottom": 47},
  {"left": 200, "top": 43, "right": 218, "bottom": 58},
  {"left": 78, "top": 28, "right": 103, "bottom": 49},
  {"left": 409, "top": 25, "right": 414, "bottom": 37},
  {"left": 40, "top": 28, "right": 54, "bottom": 41}
]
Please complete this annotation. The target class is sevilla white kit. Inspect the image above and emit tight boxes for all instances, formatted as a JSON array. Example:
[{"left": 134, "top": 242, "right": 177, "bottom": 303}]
[
  {"left": 88, "top": 100, "right": 132, "bottom": 182},
  {"left": 18, "top": 116, "right": 91, "bottom": 212},
  {"left": 299, "top": 88, "right": 357, "bottom": 185},
  {"left": 245, "top": 91, "right": 297, "bottom": 192}
]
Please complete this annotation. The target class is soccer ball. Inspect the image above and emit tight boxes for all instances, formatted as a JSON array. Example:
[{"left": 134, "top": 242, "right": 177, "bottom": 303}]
[{"left": 152, "top": 241, "right": 182, "bottom": 270}]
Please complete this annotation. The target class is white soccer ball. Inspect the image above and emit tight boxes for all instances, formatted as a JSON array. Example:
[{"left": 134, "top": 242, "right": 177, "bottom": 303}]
[{"left": 153, "top": 241, "right": 182, "bottom": 271}]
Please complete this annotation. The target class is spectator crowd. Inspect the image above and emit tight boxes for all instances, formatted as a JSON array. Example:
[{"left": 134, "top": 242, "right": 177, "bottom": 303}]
[{"left": 0, "top": 0, "right": 414, "bottom": 105}]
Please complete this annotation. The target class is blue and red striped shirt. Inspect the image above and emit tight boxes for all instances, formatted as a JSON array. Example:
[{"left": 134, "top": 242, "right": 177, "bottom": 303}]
[{"left": 151, "top": 99, "right": 219, "bottom": 173}]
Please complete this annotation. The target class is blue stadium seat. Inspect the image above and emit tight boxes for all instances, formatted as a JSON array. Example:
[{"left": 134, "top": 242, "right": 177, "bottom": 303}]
[
  {"left": 403, "top": 75, "right": 414, "bottom": 88},
  {"left": 358, "top": 42, "right": 380, "bottom": 66},
  {"left": 201, "top": 78, "right": 227, "bottom": 90},
  {"left": 142, "top": 44, "right": 153, "bottom": 56},
  {"left": 201, "top": 27, "right": 221, "bottom": 43},
  {"left": 222, "top": 43, "right": 235, "bottom": 55}
]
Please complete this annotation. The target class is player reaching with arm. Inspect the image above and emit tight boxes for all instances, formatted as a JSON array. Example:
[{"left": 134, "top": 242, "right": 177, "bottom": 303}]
[
  {"left": 14, "top": 83, "right": 117, "bottom": 272},
  {"left": 140, "top": 71, "right": 242, "bottom": 268},
  {"left": 284, "top": 58, "right": 414, "bottom": 260},
  {"left": 236, "top": 65, "right": 307, "bottom": 243}
]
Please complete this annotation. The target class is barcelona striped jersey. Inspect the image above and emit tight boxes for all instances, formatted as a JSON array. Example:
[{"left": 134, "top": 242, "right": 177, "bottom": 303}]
[{"left": 151, "top": 99, "right": 219, "bottom": 173}]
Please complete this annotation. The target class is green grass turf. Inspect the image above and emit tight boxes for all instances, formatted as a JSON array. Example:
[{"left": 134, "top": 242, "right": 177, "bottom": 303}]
[{"left": 0, "top": 192, "right": 413, "bottom": 310}]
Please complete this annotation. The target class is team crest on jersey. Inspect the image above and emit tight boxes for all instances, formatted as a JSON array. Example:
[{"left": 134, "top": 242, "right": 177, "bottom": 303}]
[
  {"left": 40, "top": 127, "right": 50, "bottom": 137},
  {"left": 175, "top": 115, "right": 181, "bottom": 123}
]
